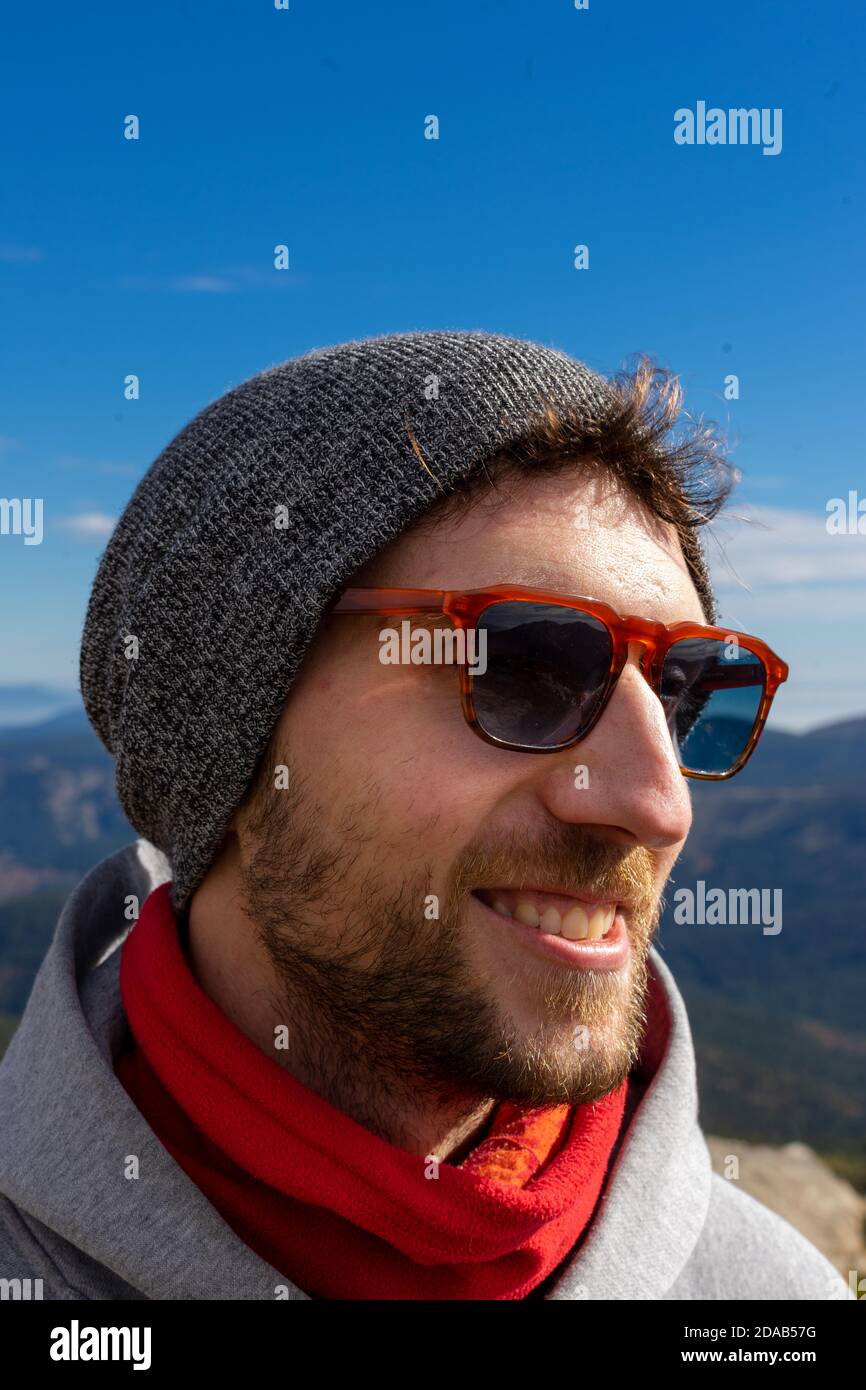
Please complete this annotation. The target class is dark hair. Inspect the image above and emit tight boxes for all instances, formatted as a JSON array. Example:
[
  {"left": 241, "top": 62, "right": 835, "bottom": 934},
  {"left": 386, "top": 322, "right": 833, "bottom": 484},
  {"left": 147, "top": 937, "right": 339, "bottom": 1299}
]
[{"left": 411, "top": 355, "right": 735, "bottom": 624}]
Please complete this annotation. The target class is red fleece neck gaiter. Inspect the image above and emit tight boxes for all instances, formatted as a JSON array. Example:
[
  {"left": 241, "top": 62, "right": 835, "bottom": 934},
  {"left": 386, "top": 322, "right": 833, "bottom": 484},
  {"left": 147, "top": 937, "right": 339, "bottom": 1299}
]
[{"left": 115, "top": 884, "right": 628, "bottom": 1300}]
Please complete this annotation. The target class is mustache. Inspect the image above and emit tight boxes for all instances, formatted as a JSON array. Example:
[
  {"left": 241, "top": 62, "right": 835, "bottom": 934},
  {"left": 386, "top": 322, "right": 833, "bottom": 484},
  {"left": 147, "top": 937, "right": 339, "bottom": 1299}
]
[{"left": 448, "top": 824, "right": 659, "bottom": 918}]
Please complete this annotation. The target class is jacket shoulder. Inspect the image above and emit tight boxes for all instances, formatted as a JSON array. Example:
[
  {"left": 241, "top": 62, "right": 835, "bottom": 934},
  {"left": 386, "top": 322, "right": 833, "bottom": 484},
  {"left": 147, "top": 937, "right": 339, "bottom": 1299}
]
[{"left": 668, "top": 1172, "right": 854, "bottom": 1300}]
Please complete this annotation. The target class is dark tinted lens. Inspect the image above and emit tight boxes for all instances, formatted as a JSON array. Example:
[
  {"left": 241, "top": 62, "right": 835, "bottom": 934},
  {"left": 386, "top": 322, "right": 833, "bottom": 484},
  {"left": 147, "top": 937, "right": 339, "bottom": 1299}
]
[
  {"left": 661, "top": 637, "right": 765, "bottom": 774},
  {"left": 470, "top": 602, "right": 613, "bottom": 749}
]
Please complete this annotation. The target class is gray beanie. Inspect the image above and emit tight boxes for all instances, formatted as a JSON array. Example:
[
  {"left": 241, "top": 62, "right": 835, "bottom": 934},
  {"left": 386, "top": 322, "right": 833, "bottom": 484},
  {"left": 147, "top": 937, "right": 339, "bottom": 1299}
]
[{"left": 80, "top": 330, "right": 627, "bottom": 911}]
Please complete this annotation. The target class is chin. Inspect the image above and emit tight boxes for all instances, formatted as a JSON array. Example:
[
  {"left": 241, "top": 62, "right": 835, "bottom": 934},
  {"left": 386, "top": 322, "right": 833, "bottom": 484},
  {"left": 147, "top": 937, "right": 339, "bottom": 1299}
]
[{"left": 482, "top": 971, "right": 644, "bottom": 1106}]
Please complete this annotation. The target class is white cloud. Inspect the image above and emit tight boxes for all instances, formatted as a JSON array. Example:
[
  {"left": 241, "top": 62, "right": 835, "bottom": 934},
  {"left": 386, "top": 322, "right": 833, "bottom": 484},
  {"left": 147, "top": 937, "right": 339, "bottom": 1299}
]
[
  {"left": 56, "top": 512, "right": 117, "bottom": 540},
  {"left": 704, "top": 505, "right": 866, "bottom": 731},
  {"left": 171, "top": 274, "right": 234, "bottom": 293},
  {"left": 116, "top": 265, "right": 304, "bottom": 293},
  {"left": 708, "top": 504, "right": 866, "bottom": 591}
]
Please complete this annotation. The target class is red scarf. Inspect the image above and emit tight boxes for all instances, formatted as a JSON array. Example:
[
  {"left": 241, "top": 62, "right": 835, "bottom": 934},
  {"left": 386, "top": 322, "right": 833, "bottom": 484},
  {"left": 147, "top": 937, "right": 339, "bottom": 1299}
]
[{"left": 115, "top": 884, "right": 627, "bottom": 1300}]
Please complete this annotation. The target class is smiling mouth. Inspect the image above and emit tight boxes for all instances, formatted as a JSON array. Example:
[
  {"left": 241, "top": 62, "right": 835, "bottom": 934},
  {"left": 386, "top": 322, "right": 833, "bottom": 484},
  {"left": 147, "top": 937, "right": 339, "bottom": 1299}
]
[{"left": 472, "top": 888, "right": 619, "bottom": 941}]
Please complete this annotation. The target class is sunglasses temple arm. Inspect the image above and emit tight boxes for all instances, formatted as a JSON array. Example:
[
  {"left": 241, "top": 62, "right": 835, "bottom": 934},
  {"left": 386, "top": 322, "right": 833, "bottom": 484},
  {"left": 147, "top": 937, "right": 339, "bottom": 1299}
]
[
  {"left": 699, "top": 671, "right": 771, "bottom": 693},
  {"left": 331, "top": 589, "right": 446, "bottom": 616}
]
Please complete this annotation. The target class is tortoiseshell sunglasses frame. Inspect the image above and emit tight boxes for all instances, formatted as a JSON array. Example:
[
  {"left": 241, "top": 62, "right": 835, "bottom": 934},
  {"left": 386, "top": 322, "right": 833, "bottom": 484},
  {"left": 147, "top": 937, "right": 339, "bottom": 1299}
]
[{"left": 330, "top": 584, "right": 789, "bottom": 779}]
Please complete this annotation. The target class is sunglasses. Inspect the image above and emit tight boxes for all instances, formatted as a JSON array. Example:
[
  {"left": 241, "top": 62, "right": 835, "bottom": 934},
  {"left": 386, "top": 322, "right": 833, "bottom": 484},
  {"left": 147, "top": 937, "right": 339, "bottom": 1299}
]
[{"left": 331, "top": 584, "right": 789, "bottom": 779}]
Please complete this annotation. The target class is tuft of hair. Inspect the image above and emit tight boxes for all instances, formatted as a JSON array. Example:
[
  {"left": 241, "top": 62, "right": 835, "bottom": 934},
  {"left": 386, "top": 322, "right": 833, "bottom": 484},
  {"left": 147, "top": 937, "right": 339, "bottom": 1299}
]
[{"left": 413, "top": 354, "right": 735, "bottom": 624}]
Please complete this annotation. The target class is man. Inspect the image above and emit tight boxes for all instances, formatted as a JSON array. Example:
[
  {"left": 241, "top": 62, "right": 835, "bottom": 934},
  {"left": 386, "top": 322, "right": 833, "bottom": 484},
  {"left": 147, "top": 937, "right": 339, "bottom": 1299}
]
[{"left": 0, "top": 331, "right": 850, "bottom": 1299}]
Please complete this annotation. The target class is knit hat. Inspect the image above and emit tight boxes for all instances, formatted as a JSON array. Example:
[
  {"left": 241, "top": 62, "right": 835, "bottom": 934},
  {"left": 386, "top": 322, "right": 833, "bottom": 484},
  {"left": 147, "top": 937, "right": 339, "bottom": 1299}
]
[{"left": 79, "top": 330, "right": 671, "bottom": 910}]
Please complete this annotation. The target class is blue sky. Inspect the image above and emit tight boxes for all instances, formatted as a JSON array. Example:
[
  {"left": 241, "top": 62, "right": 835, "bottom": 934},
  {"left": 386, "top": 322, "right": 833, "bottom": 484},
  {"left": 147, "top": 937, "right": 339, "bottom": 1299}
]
[{"left": 1, "top": 0, "right": 863, "bottom": 728}]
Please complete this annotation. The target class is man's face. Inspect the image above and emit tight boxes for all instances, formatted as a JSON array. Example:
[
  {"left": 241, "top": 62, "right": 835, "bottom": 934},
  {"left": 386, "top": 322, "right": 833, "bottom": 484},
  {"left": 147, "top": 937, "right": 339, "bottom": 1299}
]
[{"left": 235, "top": 466, "right": 704, "bottom": 1112}]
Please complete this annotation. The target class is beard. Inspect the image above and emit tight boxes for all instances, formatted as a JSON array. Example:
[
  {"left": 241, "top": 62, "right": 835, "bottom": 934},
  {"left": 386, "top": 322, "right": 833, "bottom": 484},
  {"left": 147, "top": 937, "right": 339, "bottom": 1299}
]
[{"left": 237, "top": 750, "right": 662, "bottom": 1136}]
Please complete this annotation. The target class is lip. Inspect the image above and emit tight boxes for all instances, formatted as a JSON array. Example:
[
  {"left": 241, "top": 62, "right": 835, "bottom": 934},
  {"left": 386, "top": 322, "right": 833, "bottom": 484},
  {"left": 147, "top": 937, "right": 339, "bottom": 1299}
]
[
  {"left": 472, "top": 892, "right": 630, "bottom": 972},
  {"left": 480, "top": 885, "right": 627, "bottom": 912}
]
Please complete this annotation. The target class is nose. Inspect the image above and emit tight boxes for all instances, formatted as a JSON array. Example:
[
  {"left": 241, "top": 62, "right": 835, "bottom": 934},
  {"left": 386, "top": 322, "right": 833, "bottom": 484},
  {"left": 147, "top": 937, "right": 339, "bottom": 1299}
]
[{"left": 535, "top": 645, "right": 693, "bottom": 851}]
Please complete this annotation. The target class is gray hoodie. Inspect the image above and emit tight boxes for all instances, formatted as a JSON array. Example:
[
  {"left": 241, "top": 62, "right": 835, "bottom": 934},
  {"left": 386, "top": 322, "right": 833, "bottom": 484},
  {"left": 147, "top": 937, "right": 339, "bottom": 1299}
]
[{"left": 0, "top": 841, "right": 852, "bottom": 1301}]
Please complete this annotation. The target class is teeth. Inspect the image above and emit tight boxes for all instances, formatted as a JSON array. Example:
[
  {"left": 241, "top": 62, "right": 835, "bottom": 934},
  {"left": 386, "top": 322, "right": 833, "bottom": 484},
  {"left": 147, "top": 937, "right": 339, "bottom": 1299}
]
[
  {"left": 561, "top": 905, "right": 590, "bottom": 940},
  {"left": 514, "top": 900, "right": 540, "bottom": 927},
  {"left": 588, "top": 905, "right": 615, "bottom": 939},
  {"left": 488, "top": 893, "right": 616, "bottom": 941},
  {"left": 539, "top": 907, "right": 562, "bottom": 935}
]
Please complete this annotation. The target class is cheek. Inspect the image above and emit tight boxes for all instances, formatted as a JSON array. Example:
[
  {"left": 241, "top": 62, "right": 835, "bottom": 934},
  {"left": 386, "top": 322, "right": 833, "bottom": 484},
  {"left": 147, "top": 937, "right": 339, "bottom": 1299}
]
[
  {"left": 284, "top": 653, "right": 501, "bottom": 868},
  {"left": 654, "top": 843, "right": 685, "bottom": 894}
]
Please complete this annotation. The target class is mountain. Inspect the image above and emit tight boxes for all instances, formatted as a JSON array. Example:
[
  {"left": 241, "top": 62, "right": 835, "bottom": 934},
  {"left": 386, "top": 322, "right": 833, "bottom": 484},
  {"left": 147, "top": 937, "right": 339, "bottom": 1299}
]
[
  {"left": 650, "top": 718, "right": 866, "bottom": 1180},
  {"left": 0, "top": 705, "right": 133, "bottom": 879},
  {"left": 0, "top": 703, "right": 134, "bottom": 1011},
  {"left": 0, "top": 685, "right": 82, "bottom": 728}
]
